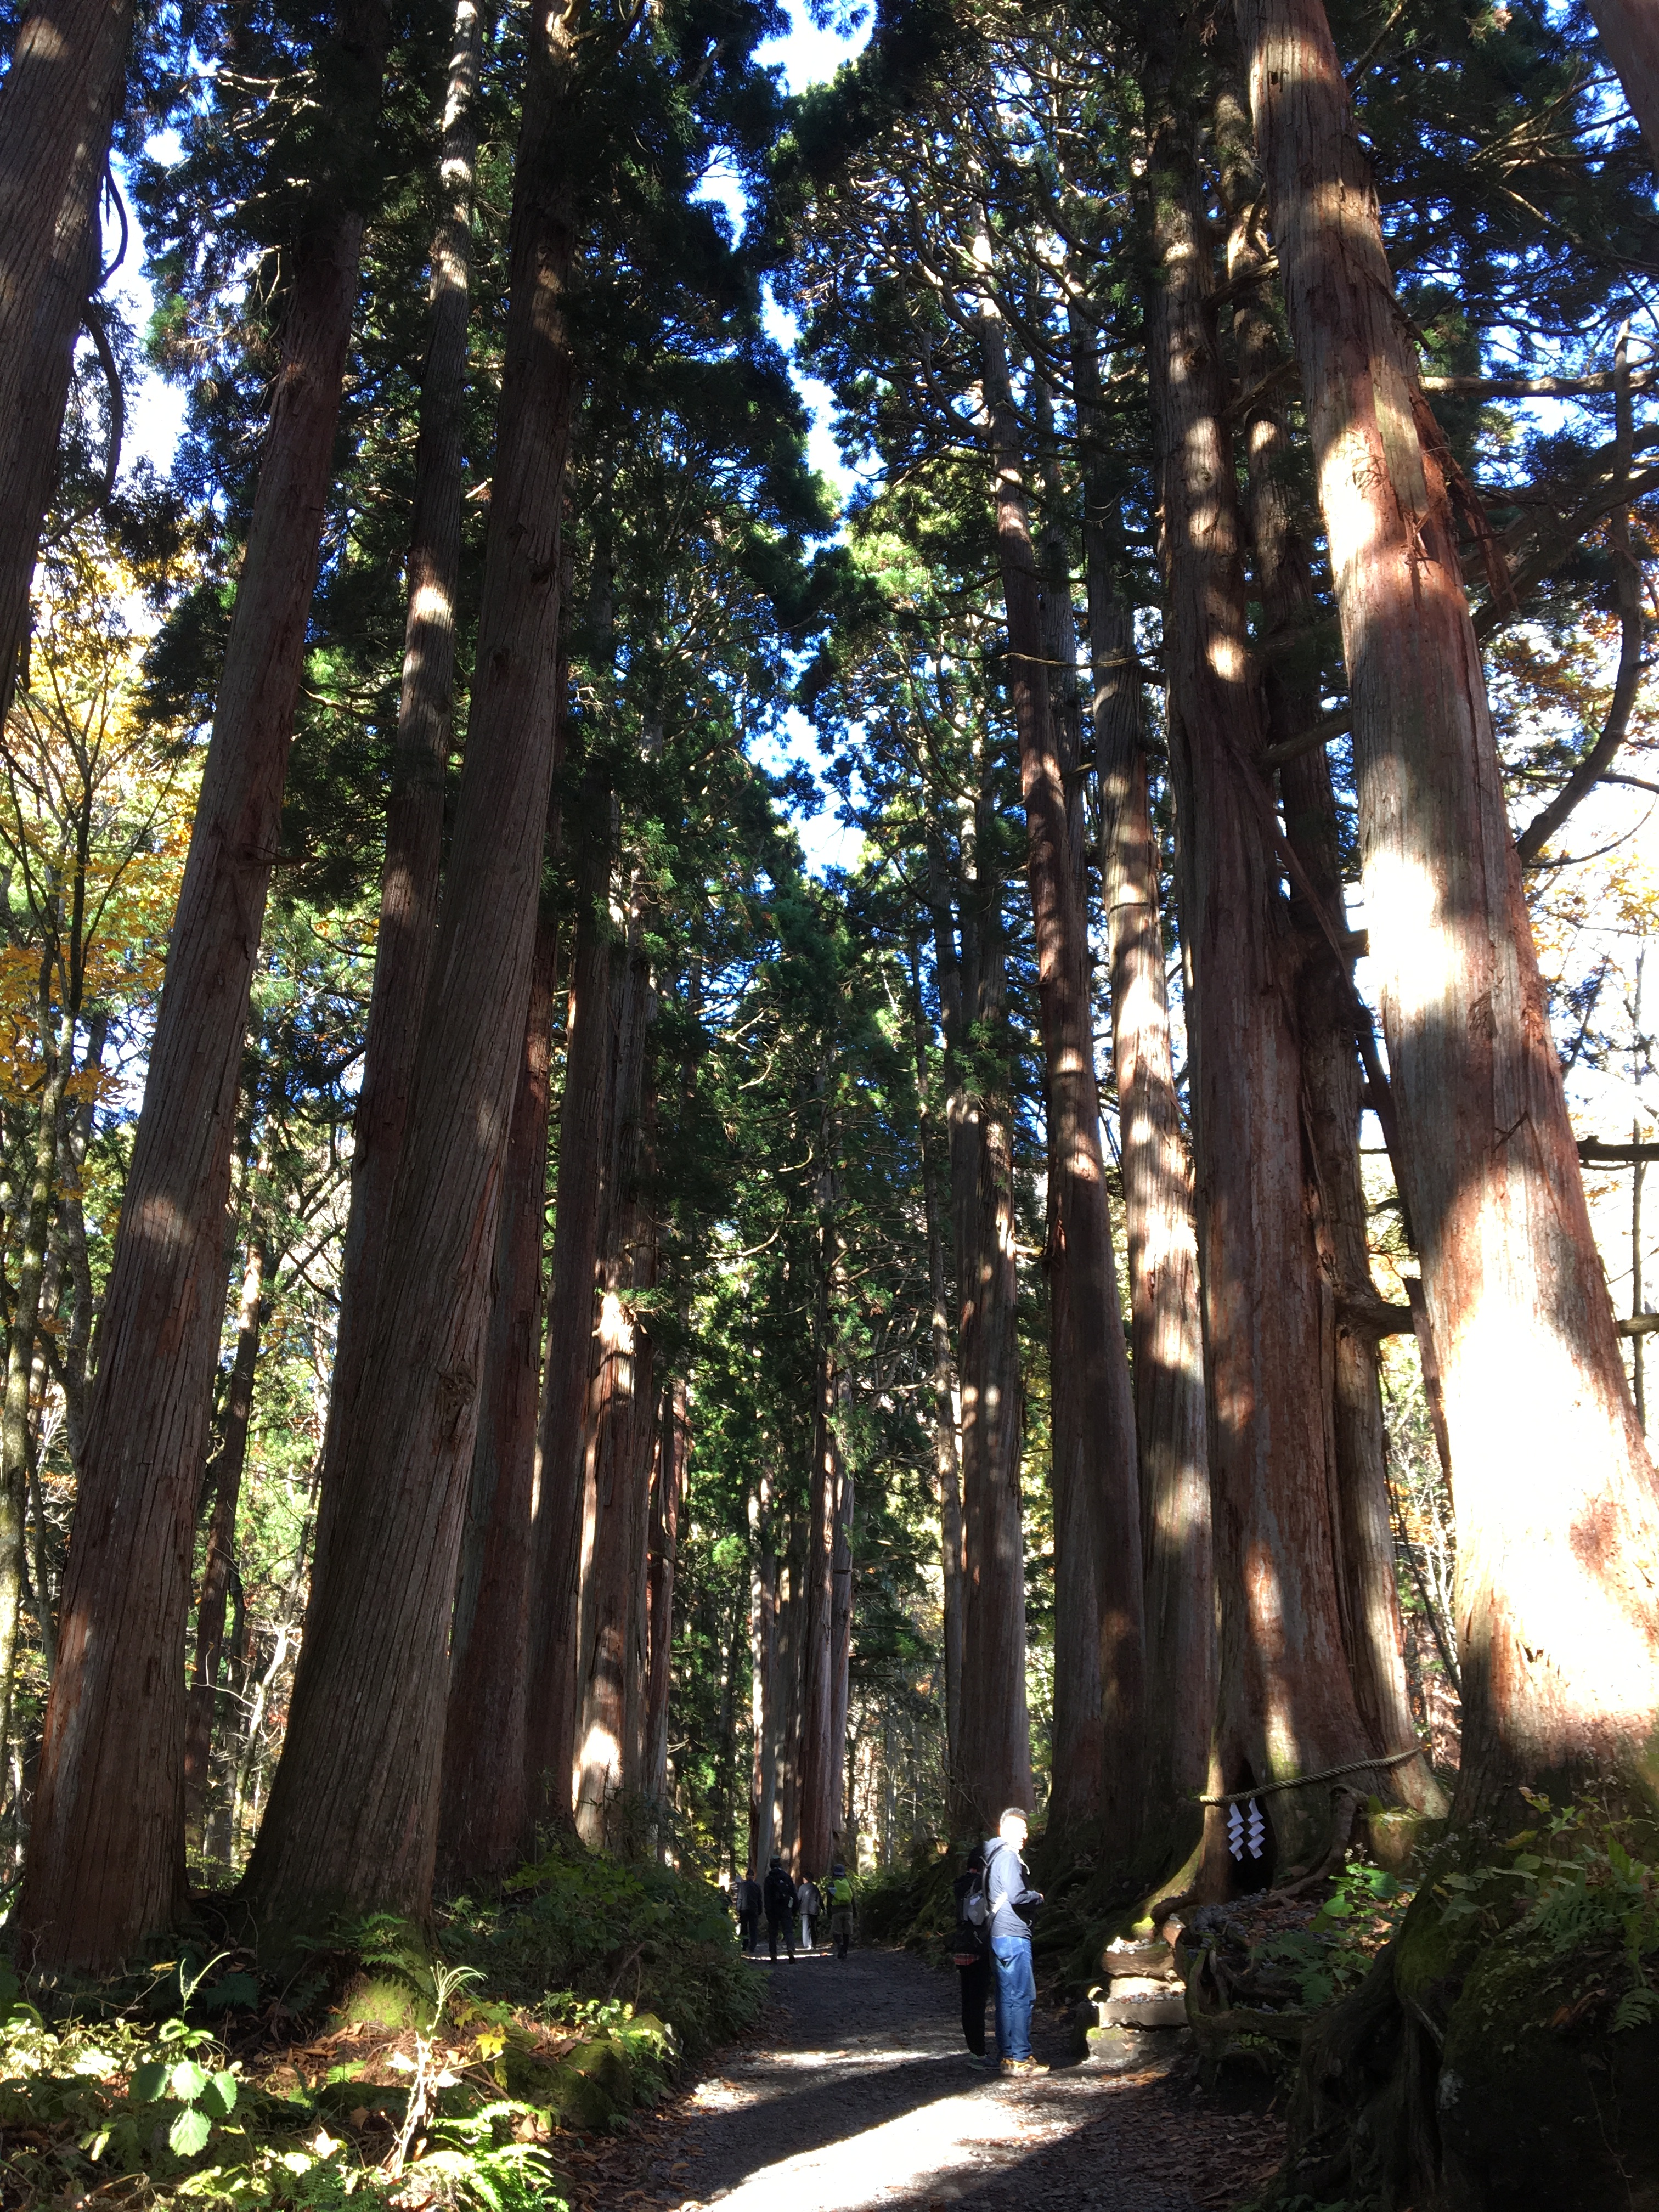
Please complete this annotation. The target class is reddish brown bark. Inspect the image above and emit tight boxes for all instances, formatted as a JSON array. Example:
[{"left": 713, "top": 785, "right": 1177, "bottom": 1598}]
[
  {"left": 646, "top": 1378, "right": 687, "bottom": 1816},
  {"left": 748, "top": 1473, "right": 777, "bottom": 1866},
  {"left": 0, "top": 0, "right": 134, "bottom": 718},
  {"left": 1218, "top": 100, "right": 1443, "bottom": 1819},
  {"left": 827, "top": 1371, "right": 854, "bottom": 1856},
  {"left": 184, "top": 1228, "right": 267, "bottom": 1860},
  {"left": 437, "top": 883, "right": 558, "bottom": 1887},
  {"left": 932, "top": 772, "right": 1030, "bottom": 1835},
  {"left": 240, "top": 9, "right": 579, "bottom": 1925},
  {"left": 574, "top": 937, "right": 657, "bottom": 1846},
  {"left": 904, "top": 936, "right": 964, "bottom": 1785},
  {"left": 797, "top": 1222, "right": 839, "bottom": 1878},
  {"left": 19, "top": 0, "right": 388, "bottom": 1970},
  {"left": 318, "top": 0, "right": 479, "bottom": 1579},
  {"left": 1240, "top": 0, "right": 1659, "bottom": 1819},
  {"left": 1142, "top": 69, "right": 1376, "bottom": 1886},
  {"left": 976, "top": 271, "right": 1142, "bottom": 1842},
  {"left": 777, "top": 1544, "right": 802, "bottom": 1869},
  {"left": 1076, "top": 314, "right": 1214, "bottom": 1849}
]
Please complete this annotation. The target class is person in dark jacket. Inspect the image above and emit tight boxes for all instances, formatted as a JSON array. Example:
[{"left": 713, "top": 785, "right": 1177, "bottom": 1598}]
[
  {"left": 736, "top": 1870, "right": 762, "bottom": 1954},
  {"left": 951, "top": 1843, "right": 992, "bottom": 2061},
  {"left": 763, "top": 1855, "right": 798, "bottom": 1961},
  {"left": 985, "top": 1807, "right": 1047, "bottom": 2075}
]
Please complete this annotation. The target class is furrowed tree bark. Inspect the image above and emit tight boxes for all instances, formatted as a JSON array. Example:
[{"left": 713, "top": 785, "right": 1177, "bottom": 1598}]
[
  {"left": 903, "top": 934, "right": 964, "bottom": 1792},
  {"left": 240, "top": 9, "right": 579, "bottom": 1926},
  {"left": 1218, "top": 94, "right": 1443, "bottom": 1820},
  {"left": 933, "top": 769, "right": 1030, "bottom": 1834},
  {"left": 523, "top": 787, "right": 616, "bottom": 1838},
  {"left": 778, "top": 1541, "right": 802, "bottom": 1868},
  {"left": 437, "top": 868, "right": 558, "bottom": 1887},
  {"left": 19, "top": 0, "right": 389, "bottom": 1970},
  {"left": 317, "top": 0, "right": 479, "bottom": 1582},
  {"left": 645, "top": 1375, "right": 687, "bottom": 1825},
  {"left": 574, "top": 932, "right": 656, "bottom": 1846},
  {"left": 0, "top": 0, "right": 134, "bottom": 720},
  {"left": 975, "top": 257, "right": 1142, "bottom": 1844},
  {"left": 1142, "top": 59, "right": 1379, "bottom": 1889},
  {"left": 1239, "top": 0, "right": 1659, "bottom": 1821},
  {"left": 184, "top": 1226, "right": 267, "bottom": 1861},
  {"left": 748, "top": 1470, "right": 777, "bottom": 1866},
  {"left": 797, "top": 1158, "right": 839, "bottom": 1878},
  {"left": 1076, "top": 311, "right": 1214, "bottom": 1856},
  {"left": 1037, "top": 381, "right": 1106, "bottom": 1838},
  {"left": 827, "top": 1371, "right": 854, "bottom": 1858}
]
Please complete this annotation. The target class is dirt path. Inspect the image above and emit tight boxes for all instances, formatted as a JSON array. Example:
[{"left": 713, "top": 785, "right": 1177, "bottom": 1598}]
[{"left": 562, "top": 1945, "right": 1283, "bottom": 2212}]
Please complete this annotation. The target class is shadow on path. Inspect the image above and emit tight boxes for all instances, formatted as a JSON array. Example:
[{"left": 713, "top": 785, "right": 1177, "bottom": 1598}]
[{"left": 568, "top": 1945, "right": 1283, "bottom": 2212}]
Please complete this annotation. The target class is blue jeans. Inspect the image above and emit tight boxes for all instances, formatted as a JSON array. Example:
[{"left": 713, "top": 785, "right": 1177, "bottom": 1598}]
[{"left": 991, "top": 1934, "right": 1035, "bottom": 2061}]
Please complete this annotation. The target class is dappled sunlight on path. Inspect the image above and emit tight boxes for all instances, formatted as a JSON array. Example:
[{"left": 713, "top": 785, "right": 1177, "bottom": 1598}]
[{"left": 566, "top": 1945, "right": 1282, "bottom": 2211}]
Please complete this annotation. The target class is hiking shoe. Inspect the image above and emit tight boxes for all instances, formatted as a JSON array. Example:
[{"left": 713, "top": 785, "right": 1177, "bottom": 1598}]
[{"left": 1000, "top": 2057, "right": 1049, "bottom": 2077}]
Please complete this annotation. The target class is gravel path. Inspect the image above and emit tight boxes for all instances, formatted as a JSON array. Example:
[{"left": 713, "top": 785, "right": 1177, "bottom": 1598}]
[{"left": 564, "top": 1945, "right": 1284, "bottom": 2212}]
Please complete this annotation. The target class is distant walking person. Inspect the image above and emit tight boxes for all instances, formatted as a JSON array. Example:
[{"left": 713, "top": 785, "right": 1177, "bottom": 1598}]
[
  {"left": 736, "top": 1869, "right": 762, "bottom": 1955},
  {"left": 763, "top": 1855, "right": 798, "bottom": 1962},
  {"left": 797, "top": 1875, "right": 822, "bottom": 1953},
  {"left": 952, "top": 1843, "right": 992, "bottom": 2061},
  {"left": 828, "top": 1861, "right": 856, "bottom": 1958},
  {"left": 985, "top": 1807, "right": 1046, "bottom": 2075}
]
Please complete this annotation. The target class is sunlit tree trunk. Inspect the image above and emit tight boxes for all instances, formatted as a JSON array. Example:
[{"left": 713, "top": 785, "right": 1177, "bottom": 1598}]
[
  {"left": 574, "top": 931, "right": 656, "bottom": 1845},
  {"left": 1076, "top": 319, "right": 1214, "bottom": 1856},
  {"left": 827, "top": 1372, "right": 854, "bottom": 1858},
  {"left": 748, "top": 1471, "right": 777, "bottom": 1866},
  {"left": 645, "top": 1376, "right": 686, "bottom": 1828},
  {"left": 1216, "top": 100, "right": 1444, "bottom": 1821},
  {"left": 1240, "top": 0, "right": 1659, "bottom": 1819},
  {"left": 523, "top": 790, "right": 614, "bottom": 1837},
  {"left": 184, "top": 1226, "right": 267, "bottom": 1860},
  {"left": 20, "top": 0, "right": 390, "bottom": 1969},
  {"left": 977, "top": 272, "right": 1141, "bottom": 1843},
  {"left": 0, "top": 0, "right": 134, "bottom": 719},
  {"left": 797, "top": 1192, "right": 839, "bottom": 1877},
  {"left": 1143, "top": 61, "right": 1376, "bottom": 1888},
  {"left": 240, "top": 5, "right": 579, "bottom": 1926},
  {"left": 437, "top": 881, "right": 558, "bottom": 1886},
  {"left": 933, "top": 769, "right": 1030, "bottom": 1835},
  {"left": 317, "top": 0, "right": 479, "bottom": 1583},
  {"left": 777, "top": 1542, "right": 802, "bottom": 1868},
  {"left": 904, "top": 935, "right": 964, "bottom": 1794}
]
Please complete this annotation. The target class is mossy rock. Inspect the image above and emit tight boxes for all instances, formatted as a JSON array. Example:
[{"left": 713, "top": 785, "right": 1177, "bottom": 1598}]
[
  {"left": 1437, "top": 1945, "right": 1659, "bottom": 2211},
  {"left": 1367, "top": 1806, "right": 1445, "bottom": 1876},
  {"left": 501, "top": 2030, "right": 635, "bottom": 2133},
  {"left": 333, "top": 1973, "right": 422, "bottom": 2033}
]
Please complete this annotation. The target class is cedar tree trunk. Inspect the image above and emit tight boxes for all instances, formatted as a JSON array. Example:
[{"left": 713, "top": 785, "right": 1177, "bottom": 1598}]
[
  {"left": 19, "top": 0, "right": 389, "bottom": 1970},
  {"left": 1239, "top": 0, "right": 1659, "bottom": 1820},
  {"left": 645, "top": 1376, "right": 687, "bottom": 1818},
  {"left": 1142, "top": 73, "right": 1378, "bottom": 1886},
  {"left": 317, "top": 0, "right": 479, "bottom": 1578},
  {"left": 0, "top": 0, "right": 134, "bottom": 718},
  {"left": 240, "top": 9, "right": 579, "bottom": 1925},
  {"left": 1077, "top": 314, "right": 1214, "bottom": 1850},
  {"left": 184, "top": 1227, "right": 267, "bottom": 1859},
  {"left": 437, "top": 878, "right": 558, "bottom": 1886},
  {"left": 523, "top": 791, "right": 615, "bottom": 1836},
  {"left": 976, "top": 270, "right": 1143, "bottom": 1840}
]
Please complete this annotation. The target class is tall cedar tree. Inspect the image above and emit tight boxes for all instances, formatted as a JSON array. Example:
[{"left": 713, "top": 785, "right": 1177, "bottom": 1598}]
[{"left": 19, "top": 0, "right": 392, "bottom": 1970}]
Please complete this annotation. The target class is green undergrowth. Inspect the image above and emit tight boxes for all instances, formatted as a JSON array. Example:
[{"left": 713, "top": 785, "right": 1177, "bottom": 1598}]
[{"left": 0, "top": 1847, "right": 755, "bottom": 2209}]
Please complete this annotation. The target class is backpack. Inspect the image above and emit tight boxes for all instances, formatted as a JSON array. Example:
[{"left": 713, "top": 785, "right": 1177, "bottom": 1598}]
[
  {"left": 764, "top": 1867, "right": 795, "bottom": 1916},
  {"left": 962, "top": 1843, "right": 998, "bottom": 1929},
  {"left": 830, "top": 1874, "right": 854, "bottom": 1908}
]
